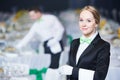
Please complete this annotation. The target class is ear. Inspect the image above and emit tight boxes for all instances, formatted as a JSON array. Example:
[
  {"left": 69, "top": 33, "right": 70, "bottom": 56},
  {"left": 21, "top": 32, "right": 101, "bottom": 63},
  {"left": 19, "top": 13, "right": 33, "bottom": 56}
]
[{"left": 95, "top": 24, "right": 98, "bottom": 28}]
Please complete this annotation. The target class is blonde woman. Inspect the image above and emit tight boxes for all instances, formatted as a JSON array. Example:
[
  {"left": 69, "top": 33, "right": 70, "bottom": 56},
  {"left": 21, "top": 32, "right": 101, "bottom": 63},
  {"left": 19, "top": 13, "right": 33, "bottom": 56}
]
[{"left": 58, "top": 6, "right": 110, "bottom": 80}]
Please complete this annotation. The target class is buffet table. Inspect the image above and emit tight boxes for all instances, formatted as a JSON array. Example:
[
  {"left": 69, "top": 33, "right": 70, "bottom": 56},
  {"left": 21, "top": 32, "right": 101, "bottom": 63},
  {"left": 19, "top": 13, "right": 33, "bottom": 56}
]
[{"left": 106, "top": 67, "right": 120, "bottom": 80}]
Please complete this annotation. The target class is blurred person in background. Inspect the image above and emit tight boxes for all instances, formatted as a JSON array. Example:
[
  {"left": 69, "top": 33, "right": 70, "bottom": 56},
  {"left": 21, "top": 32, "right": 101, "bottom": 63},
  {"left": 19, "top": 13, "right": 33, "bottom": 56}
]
[
  {"left": 58, "top": 5, "right": 110, "bottom": 80},
  {"left": 16, "top": 7, "right": 64, "bottom": 69}
]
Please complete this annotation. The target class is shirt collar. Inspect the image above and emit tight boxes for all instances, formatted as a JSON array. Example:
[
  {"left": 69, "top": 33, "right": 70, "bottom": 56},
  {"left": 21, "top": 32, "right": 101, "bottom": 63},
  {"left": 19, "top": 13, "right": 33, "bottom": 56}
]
[
  {"left": 81, "top": 31, "right": 98, "bottom": 42},
  {"left": 37, "top": 15, "right": 44, "bottom": 22}
]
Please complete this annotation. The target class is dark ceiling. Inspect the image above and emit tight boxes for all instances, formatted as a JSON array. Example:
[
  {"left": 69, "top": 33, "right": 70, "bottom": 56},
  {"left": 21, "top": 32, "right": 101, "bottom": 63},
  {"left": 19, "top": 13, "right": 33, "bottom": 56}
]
[{"left": 0, "top": 0, "right": 69, "bottom": 12}]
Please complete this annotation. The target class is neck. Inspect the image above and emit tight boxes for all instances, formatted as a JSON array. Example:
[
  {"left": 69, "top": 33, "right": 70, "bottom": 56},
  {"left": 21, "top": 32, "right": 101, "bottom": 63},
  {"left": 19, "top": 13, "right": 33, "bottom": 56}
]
[
  {"left": 84, "top": 30, "right": 96, "bottom": 38},
  {"left": 37, "top": 13, "right": 42, "bottom": 20}
]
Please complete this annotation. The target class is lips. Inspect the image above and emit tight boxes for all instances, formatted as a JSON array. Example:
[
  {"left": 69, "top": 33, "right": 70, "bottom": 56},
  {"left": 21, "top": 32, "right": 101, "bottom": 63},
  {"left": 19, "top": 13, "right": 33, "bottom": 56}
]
[{"left": 81, "top": 27, "right": 88, "bottom": 31}]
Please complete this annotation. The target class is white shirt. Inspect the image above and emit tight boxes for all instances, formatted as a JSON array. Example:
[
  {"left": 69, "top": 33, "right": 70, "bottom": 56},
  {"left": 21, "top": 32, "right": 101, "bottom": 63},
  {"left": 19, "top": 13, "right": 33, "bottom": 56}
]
[
  {"left": 76, "top": 31, "right": 98, "bottom": 64},
  {"left": 17, "top": 14, "right": 64, "bottom": 48}
]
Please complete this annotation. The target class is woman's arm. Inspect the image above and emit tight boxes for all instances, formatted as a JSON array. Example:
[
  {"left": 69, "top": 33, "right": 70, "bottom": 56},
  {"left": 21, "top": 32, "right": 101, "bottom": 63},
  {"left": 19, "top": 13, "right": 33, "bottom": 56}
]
[{"left": 93, "top": 42, "right": 110, "bottom": 80}]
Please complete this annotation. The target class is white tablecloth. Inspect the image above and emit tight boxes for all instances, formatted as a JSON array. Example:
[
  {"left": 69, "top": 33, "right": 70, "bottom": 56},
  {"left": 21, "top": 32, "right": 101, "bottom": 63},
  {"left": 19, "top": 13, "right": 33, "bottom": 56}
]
[
  {"left": 106, "top": 46, "right": 120, "bottom": 80},
  {"left": 106, "top": 67, "right": 120, "bottom": 80},
  {"left": 0, "top": 53, "right": 51, "bottom": 69}
]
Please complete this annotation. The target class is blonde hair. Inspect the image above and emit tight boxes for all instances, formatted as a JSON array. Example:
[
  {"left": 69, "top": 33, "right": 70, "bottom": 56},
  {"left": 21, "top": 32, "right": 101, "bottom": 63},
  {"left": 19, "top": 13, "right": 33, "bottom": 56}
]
[{"left": 80, "top": 6, "right": 100, "bottom": 24}]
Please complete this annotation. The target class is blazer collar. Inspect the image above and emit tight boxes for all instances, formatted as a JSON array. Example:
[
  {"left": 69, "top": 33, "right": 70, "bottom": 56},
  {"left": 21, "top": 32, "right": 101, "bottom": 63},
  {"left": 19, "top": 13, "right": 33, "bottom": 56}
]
[{"left": 76, "top": 33, "right": 101, "bottom": 65}]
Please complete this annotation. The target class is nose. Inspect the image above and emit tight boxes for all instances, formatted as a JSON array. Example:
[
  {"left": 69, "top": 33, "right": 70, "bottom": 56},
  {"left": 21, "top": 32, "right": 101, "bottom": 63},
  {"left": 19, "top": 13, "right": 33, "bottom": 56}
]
[{"left": 80, "top": 21, "right": 86, "bottom": 27}]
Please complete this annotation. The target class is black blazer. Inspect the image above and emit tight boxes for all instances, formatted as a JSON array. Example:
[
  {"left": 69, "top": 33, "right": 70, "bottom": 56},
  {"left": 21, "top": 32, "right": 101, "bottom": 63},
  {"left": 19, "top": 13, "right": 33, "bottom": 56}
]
[{"left": 68, "top": 34, "right": 110, "bottom": 80}]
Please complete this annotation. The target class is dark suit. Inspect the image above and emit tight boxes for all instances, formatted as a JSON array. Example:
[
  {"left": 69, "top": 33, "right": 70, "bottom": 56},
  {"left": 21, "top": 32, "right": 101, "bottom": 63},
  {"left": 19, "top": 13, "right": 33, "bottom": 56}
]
[{"left": 67, "top": 34, "right": 110, "bottom": 80}]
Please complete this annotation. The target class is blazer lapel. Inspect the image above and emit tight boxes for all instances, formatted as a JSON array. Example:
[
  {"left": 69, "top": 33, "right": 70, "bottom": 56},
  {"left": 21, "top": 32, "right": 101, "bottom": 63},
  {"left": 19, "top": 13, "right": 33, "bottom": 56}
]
[
  {"left": 72, "top": 39, "right": 80, "bottom": 65},
  {"left": 77, "top": 34, "right": 101, "bottom": 65}
]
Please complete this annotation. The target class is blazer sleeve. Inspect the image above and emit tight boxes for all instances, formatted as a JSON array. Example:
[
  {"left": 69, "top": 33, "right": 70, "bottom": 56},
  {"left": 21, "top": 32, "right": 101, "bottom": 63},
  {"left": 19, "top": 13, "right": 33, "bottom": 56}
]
[{"left": 93, "top": 42, "right": 110, "bottom": 80}]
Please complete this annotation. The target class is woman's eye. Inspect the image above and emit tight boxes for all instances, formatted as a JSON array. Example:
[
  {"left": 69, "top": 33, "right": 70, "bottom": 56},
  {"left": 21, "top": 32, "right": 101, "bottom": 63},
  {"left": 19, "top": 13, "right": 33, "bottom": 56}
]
[
  {"left": 87, "top": 20, "right": 91, "bottom": 22},
  {"left": 79, "top": 19, "right": 83, "bottom": 21}
]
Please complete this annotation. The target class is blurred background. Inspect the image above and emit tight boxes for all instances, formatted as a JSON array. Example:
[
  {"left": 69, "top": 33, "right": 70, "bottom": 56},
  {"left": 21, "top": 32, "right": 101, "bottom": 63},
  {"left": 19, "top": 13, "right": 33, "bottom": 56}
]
[
  {"left": 0, "top": 0, "right": 120, "bottom": 80},
  {"left": 0, "top": 0, "right": 120, "bottom": 23}
]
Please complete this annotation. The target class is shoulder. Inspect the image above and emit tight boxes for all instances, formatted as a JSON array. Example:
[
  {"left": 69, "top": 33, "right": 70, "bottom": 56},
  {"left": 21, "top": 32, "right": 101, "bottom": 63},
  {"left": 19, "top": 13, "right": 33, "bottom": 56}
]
[
  {"left": 100, "top": 39, "right": 110, "bottom": 48},
  {"left": 44, "top": 14, "right": 57, "bottom": 19},
  {"left": 70, "top": 38, "right": 80, "bottom": 46},
  {"left": 43, "top": 14, "right": 58, "bottom": 22},
  {"left": 97, "top": 38, "right": 110, "bottom": 56},
  {"left": 97, "top": 39, "right": 111, "bottom": 58},
  {"left": 94, "top": 34, "right": 110, "bottom": 49},
  {"left": 71, "top": 38, "right": 79, "bottom": 43}
]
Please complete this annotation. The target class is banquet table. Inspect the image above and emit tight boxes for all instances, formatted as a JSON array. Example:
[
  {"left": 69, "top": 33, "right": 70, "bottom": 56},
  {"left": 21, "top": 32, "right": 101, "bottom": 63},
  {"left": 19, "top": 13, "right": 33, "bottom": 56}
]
[
  {"left": 106, "top": 67, "right": 120, "bottom": 80},
  {"left": 106, "top": 45, "right": 120, "bottom": 80},
  {"left": 0, "top": 45, "right": 120, "bottom": 80}
]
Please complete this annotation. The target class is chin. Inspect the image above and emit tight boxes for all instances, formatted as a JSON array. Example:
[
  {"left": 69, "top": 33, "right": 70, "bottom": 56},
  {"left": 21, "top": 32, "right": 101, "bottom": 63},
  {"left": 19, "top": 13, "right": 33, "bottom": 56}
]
[
  {"left": 83, "top": 32, "right": 90, "bottom": 36},
  {"left": 82, "top": 31, "right": 89, "bottom": 35}
]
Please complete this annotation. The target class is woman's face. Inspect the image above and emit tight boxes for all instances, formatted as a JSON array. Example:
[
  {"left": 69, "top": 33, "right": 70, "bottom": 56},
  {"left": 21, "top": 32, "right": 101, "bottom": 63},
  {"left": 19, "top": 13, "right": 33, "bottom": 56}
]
[{"left": 79, "top": 10, "right": 98, "bottom": 37}]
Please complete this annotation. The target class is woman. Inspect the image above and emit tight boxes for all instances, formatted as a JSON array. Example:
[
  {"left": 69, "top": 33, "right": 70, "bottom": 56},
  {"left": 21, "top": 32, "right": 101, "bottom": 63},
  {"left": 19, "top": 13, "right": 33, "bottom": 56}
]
[{"left": 58, "top": 6, "right": 110, "bottom": 80}]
